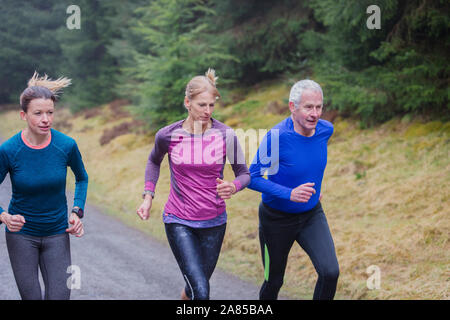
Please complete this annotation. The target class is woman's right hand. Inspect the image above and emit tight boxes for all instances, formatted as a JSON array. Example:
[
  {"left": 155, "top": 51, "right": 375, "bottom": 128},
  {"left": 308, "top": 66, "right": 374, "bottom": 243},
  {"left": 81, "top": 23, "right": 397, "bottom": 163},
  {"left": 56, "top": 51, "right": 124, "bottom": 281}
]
[
  {"left": 136, "top": 196, "right": 152, "bottom": 220},
  {"left": 0, "top": 212, "right": 26, "bottom": 232}
]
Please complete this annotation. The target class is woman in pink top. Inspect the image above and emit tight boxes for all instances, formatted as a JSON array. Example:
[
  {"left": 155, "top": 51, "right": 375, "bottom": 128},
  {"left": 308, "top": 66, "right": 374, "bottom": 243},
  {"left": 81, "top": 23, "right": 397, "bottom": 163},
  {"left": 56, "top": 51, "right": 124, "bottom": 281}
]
[{"left": 137, "top": 69, "right": 250, "bottom": 300}]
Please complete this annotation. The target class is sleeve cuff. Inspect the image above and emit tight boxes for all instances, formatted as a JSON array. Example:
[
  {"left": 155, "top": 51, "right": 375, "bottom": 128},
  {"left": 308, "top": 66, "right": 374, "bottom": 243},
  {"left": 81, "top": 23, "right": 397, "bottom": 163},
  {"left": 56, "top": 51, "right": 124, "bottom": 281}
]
[
  {"left": 145, "top": 181, "right": 156, "bottom": 192},
  {"left": 284, "top": 188, "right": 293, "bottom": 201},
  {"left": 73, "top": 201, "right": 85, "bottom": 211},
  {"left": 232, "top": 180, "right": 242, "bottom": 193}
]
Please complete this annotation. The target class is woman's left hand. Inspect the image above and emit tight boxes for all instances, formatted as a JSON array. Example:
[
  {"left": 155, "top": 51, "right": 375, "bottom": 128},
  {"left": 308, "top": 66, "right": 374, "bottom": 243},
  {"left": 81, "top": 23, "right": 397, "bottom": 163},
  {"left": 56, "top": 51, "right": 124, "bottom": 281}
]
[
  {"left": 66, "top": 213, "right": 84, "bottom": 237},
  {"left": 216, "top": 178, "right": 237, "bottom": 200}
]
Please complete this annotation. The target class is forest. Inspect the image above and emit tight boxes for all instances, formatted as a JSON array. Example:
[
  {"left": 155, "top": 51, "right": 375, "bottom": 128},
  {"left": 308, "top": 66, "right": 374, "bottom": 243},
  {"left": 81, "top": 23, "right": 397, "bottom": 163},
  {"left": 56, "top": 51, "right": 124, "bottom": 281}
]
[
  {"left": 0, "top": 1, "right": 449, "bottom": 300},
  {"left": 0, "top": 0, "right": 448, "bottom": 129}
]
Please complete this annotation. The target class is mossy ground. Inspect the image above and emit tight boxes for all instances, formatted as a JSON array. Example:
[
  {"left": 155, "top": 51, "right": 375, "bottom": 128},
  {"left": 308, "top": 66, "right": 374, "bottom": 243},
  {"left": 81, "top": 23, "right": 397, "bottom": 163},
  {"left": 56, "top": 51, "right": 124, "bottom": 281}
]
[{"left": 1, "top": 85, "right": 448, "bottom": 299}]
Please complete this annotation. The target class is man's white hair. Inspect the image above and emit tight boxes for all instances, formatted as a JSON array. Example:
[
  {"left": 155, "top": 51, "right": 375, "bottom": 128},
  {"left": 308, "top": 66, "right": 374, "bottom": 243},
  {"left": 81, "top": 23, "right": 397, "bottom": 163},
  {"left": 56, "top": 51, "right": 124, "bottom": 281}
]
[{"left": 289, "top": 79, "right": 323, "bottom": 109}]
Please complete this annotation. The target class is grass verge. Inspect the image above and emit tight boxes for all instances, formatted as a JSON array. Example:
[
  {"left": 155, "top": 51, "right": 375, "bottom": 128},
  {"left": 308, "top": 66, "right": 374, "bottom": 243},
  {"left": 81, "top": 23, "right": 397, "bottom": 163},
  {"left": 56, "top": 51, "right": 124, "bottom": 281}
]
[{"left": 1, "top": 86, "right": 449, "bottom": 299}]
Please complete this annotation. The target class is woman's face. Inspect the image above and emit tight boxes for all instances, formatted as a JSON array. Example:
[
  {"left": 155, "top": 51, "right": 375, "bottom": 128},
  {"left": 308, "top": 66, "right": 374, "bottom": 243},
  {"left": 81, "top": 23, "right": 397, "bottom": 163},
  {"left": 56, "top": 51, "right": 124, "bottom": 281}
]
[
  {"left": 185, "top": 90, "right": 216, "bottom": 125},
  {"left": 20, "top": 98, "right": 54, "bottom": 136}
]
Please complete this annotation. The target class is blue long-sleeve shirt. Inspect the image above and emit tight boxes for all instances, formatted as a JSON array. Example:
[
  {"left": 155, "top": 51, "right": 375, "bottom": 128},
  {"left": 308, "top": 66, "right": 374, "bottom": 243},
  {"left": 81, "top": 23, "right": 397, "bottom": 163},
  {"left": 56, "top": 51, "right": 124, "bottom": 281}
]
[
  {"left": 248, "top": 117, "right": 333, "bottom": 213},
  {"left": 0, "top": 129, "right": 88, "bottom": 236}
]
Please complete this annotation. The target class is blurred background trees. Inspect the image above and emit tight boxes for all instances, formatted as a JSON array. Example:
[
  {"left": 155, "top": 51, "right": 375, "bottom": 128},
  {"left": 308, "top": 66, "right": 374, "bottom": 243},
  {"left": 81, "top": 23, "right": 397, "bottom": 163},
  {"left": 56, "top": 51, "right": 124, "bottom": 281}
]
[{"left": 0, "top": 0, "right": 448, "bottom": 128}]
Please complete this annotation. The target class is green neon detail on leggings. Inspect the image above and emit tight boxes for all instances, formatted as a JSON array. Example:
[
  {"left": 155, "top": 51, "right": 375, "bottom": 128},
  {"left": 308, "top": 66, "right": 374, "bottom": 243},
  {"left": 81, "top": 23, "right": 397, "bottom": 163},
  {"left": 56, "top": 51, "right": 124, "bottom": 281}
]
[{"left": 264, "top": 244, "right": 270, "bottom": 281}]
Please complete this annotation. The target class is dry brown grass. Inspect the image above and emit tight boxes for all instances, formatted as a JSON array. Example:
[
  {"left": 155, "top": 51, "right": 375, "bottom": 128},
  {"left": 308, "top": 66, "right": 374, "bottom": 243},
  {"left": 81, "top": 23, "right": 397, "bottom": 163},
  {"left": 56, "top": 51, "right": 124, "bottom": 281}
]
[{"left": 1, "top": 98, "right": 448, "bottom": 300}]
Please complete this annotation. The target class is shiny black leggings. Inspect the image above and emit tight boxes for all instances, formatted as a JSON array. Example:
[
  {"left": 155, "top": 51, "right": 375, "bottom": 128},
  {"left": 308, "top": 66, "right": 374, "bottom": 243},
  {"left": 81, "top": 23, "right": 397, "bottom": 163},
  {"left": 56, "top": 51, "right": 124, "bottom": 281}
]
[{"left": 165, "top": 223, "right": 226, "bottom": 300}]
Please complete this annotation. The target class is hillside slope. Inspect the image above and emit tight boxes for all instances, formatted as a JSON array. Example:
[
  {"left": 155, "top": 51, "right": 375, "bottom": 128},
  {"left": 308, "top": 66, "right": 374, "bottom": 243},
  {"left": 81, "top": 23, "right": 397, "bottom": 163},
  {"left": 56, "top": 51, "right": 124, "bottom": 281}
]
[{"left": 0, "top": 87, "right": 448, "bottom": 299}]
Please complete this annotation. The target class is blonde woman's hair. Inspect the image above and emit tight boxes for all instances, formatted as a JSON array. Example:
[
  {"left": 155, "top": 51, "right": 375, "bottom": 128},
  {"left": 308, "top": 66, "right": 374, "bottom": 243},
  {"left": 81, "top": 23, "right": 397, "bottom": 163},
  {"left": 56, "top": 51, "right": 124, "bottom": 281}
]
[
  {"left": 185, "top": 68, "right": 221, "bottom": 100},
  {"left": 20, "top": 71, "right": 71, "bottom": 112}
]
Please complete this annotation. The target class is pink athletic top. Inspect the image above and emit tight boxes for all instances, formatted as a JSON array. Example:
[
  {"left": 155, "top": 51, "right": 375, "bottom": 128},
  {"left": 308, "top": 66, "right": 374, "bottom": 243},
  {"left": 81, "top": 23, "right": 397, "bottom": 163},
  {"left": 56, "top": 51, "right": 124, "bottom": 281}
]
[{"left": 144, "top": 118, "right": 250, "bottom": 221}]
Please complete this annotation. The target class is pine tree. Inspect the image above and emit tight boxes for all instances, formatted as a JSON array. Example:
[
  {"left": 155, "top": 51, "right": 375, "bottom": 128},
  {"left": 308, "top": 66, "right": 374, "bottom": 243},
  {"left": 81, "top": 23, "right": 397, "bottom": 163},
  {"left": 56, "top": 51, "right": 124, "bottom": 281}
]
[
  {"left": 0, "top": 0, "right": 62, "bottom": 104},
  {"left": 120, "top": 0, "right": 236, "bottom": 130}
]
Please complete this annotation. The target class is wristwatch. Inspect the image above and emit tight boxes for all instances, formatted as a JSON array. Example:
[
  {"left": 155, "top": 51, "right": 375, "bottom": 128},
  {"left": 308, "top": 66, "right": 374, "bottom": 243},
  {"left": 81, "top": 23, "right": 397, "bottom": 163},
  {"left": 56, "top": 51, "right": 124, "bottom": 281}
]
[
  {"left": 142, "top": 190, "right": 155, "bottom": 199},
  {"left": 71, "top": 207, "right": 84, "bottom": 219}
]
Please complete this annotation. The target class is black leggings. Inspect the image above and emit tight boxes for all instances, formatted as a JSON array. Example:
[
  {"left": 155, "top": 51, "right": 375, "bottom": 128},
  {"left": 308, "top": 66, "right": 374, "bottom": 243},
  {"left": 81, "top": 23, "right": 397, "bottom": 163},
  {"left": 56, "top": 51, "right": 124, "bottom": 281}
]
[
  {"left": 5, "top": 232, "right": 71, "bottom": 300},
  {"left": 258, "top": 201, "right": 339, "bottom": 300},
  {"left": 165, "top": 223, "right": 226, "bottom": 300}
]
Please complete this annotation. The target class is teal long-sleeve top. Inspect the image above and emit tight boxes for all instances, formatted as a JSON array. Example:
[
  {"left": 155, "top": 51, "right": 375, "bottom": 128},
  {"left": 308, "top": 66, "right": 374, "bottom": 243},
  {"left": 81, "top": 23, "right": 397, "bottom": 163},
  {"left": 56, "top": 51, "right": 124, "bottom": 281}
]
[{"left": 0, "top": 129, "right": 88, "bottom": 236}]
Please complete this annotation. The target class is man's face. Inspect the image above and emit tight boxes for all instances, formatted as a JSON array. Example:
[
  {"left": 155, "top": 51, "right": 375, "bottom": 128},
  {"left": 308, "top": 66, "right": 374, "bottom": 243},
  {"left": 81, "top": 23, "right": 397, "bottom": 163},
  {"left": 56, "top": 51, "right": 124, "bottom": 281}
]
[{"left": 289, "top": 89, "right": 323, "bottom": 136}]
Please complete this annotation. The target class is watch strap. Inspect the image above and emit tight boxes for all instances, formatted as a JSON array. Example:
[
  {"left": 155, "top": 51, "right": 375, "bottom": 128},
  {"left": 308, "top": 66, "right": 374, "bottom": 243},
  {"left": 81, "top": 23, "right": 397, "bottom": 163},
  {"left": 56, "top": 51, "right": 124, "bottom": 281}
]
[
  {"left": 142, "top": 190, "right": 155, "bottom": 199},
  {"left": 71, "top": 207, "right": 84, "bottom": 219}
]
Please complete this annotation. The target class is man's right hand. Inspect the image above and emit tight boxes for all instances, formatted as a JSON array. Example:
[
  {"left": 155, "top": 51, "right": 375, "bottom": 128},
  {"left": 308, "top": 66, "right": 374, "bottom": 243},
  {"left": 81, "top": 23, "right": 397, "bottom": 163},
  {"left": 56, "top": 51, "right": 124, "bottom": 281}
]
[
  {"left": 290, "top": 182, "right": 316, "bottom": 203},
  {"left": 0, "top": 212, "right": 26, "bottom": 232}
]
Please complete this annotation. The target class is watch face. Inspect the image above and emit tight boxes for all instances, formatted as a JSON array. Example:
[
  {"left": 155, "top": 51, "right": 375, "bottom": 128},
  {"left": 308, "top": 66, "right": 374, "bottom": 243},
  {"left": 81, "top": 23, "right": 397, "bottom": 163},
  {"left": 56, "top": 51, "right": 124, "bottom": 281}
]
[{"left": 73, "top": 208, "right": 83, "bottom": 218}]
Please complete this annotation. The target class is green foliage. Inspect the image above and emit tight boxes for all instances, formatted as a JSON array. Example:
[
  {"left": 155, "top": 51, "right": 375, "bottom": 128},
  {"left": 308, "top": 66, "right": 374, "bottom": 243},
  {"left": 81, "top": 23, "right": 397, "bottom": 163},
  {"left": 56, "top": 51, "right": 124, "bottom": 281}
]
[
  {"left": 117, "top": 0, "right": 237, "bottom": 130},
  {"left": 210, "top": 0, "right": 311, "bottom": 84},
  {"left": 232, "top": 100, "right": 260, "bottom": 114},
  {"left": 0, "top": 0, "right": 122, "bottom": 110},
  {"left": 0, "top": 0, "right": 447, "bottom": 127},
  {"left": 0, "top": 0, "right": 62, "bottom": 103},
  {"left": 54, "top": 0, "right": 120, "bottom": 111},
  {"left": 306, "top": 0, "right": 449, "bottom": 125},
  {"left": 308, "top": 0, "right": 399, "bottom": 68}
]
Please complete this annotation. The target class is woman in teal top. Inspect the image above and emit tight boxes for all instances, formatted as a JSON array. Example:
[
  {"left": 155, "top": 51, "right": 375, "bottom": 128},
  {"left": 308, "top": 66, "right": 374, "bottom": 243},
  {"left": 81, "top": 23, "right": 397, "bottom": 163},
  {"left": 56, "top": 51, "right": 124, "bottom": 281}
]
[{"left": 0, "top": 72, "right": 88, "bottom": 300}]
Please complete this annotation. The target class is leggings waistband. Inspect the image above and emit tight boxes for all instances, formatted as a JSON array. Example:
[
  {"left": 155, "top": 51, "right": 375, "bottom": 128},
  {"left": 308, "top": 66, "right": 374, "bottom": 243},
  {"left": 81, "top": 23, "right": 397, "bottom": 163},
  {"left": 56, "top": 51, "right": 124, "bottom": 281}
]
[{"left": 259, "top": 201, "right": 323, "bottom": 228}]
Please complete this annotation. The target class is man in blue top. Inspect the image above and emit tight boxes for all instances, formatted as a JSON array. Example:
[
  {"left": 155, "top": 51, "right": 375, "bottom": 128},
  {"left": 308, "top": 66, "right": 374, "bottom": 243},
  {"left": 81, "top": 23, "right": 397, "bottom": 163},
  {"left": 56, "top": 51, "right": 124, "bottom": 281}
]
[{"left": 248, "top": 79, "right": 339, "bottom": 300}]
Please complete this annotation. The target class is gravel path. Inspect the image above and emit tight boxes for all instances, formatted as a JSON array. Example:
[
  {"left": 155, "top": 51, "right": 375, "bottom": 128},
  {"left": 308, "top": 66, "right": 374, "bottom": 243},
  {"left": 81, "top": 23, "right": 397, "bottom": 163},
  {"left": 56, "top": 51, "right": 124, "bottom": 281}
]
[{"left": 0, "top": 137, "right": 263, "bottom": 300}]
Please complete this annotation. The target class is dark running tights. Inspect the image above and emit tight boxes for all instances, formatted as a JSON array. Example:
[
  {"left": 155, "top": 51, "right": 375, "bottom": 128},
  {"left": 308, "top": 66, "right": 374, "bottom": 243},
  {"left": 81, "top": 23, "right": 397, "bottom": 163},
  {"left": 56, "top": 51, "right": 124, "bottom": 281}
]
[
  {"left": 258, "top": 201, "right": 339, "bottom": 300},
  {"left": 165, "top": 223, "right": 226, "bottom": 300},
  {"left": 5, "top": 232, "right": 71, "bottom": 300}
]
